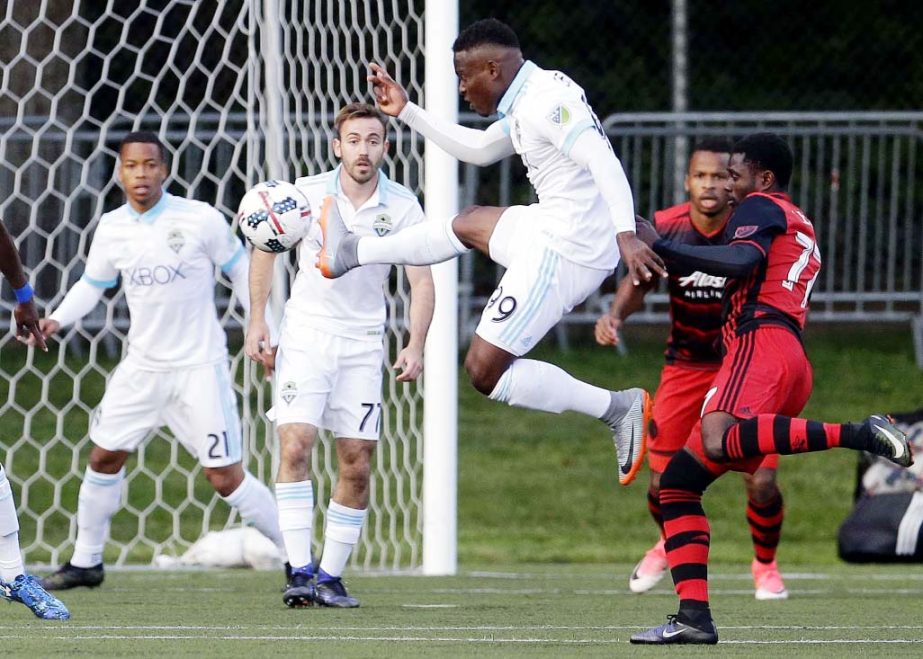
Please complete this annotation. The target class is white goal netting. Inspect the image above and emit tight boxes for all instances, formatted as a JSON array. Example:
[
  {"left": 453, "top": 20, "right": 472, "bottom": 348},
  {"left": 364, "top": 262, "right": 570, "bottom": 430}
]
[{"left": 0, "top": 0, "right": 426, "bottom": 570}]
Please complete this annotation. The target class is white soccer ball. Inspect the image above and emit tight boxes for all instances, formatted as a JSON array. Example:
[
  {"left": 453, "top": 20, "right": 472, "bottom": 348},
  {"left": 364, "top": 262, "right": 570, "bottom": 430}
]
[{"left": 237, "top": 180, "right": 312, "bottom": 253}]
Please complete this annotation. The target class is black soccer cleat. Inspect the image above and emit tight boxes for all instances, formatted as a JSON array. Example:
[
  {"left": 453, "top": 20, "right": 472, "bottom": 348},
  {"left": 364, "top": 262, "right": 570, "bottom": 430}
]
[
  {"left": 282, "top": 572, "right": 315, "bottom": 608},
  {"left": 863, "top": 414, "right": 913, "bottom": 467},
  {"left": 630, "top": 615, "right": 719, "bottom": 644},
  {"left": 313, "top": 577, "right": 359, "bottom": 608},
  {"left": 40, "top": 562, "right": 104, "bottom": 591}
]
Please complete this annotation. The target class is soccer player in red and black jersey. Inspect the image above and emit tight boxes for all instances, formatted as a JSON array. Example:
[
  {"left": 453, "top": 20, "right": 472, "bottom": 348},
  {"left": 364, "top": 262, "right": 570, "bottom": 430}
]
[
  {"left": 630, "top": 133, "right": 912, "bottom": 645},
  {"left": 596, "top": 139, "right": 788, "bottom": 600}
]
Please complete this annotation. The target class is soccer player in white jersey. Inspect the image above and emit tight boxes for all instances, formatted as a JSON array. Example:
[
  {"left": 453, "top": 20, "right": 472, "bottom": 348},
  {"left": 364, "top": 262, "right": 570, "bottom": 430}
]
[
  {"left": 319, "top": 19, "right": 666, "bottom": 485},
  {"left": 35, "top": 132, "right": 287, "bottom": 590},
  {"left": 246, "top": 103, "right": 434, "bottom": 608},
  {"left": 0, "top": 220, "right": 70, "bottom": 619}
]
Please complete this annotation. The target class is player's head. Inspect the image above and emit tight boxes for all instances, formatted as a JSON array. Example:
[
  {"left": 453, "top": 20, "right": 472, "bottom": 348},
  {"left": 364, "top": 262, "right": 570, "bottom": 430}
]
[
  {"left": 333, "top": 102, "right": 390, "bottom": 186},
  {"left": 727, "top": 133, "right": 794, "bottom": 205},
  {"left": 452, "top": 18, "right": 523, "bottom": 117},
  {"left": 686, "top": 138, "right": 733, "bottom": 219},
  {"left": 118, "top": 131, "right": 168, "bottom": 212}
]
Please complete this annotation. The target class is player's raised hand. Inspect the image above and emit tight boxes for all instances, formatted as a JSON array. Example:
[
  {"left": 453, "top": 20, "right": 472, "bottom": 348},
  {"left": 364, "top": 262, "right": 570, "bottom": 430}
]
[
  {"left": 368, "top": 63, "right": 408, "bottom": 117},
  {"left": 594, "top": 313, "right": 622, "bottom": 347},
  {"left": 617, "top": 231, "right": 668, "bottom": 286},
  {"left": 14, "top": 301, "right": 47, "bottom": 351},
  {"left": 393, "top": 344, "right": 423, "bottom": 382}
]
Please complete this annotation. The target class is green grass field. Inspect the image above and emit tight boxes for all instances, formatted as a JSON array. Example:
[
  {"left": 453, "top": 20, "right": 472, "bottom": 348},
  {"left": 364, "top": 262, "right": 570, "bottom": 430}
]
[
  {"left": 2, "top": 323, "right": 923, "bottom": 652},
  {"left": 3, "top": 563, "right": 922, "bottom": 656}
]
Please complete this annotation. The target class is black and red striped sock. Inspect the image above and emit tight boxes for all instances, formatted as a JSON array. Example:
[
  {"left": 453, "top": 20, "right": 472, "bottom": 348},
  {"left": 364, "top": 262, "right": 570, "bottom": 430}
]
[
  {"left": 747, "top": 493, "right": 784, "bottom": 564},
  {"left": 722, "top": 414, "right": 860, "bottom": 461},
  {"left": 660, "top": 450, "right": 718, "bottom": 623}
]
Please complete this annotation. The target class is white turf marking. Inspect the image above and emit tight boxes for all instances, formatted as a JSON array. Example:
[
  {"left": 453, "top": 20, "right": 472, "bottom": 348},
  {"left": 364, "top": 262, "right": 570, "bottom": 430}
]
[
  {"left": 2, "top": 623, "right": 922, "bottom": 632},
  {"left": 401, "top": 604, "right": 459, "bottom": 608},
  {"left": 0, "top": 633, "right": 919, "bottom": 645}
]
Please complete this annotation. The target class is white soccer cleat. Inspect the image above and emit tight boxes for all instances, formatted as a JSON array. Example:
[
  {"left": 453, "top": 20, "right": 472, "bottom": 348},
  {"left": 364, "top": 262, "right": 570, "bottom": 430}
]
[
  {"left": 608, "top": 388, "right": 651, "bottom": 486},
  {"left": 629, "top": 538, "right": 669, "bottom": 593}
]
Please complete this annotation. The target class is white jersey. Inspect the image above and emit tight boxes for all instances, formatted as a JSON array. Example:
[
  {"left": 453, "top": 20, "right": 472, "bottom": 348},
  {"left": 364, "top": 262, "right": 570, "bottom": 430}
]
[
  {"left": 77, "top": 193, "right": 244, "bottom": 370},
  {"left": 284, "top": 166, "right": 425, "bottom": 342},
  {"left": 495, "top": 60, "right": 621, "bottom": 270}
]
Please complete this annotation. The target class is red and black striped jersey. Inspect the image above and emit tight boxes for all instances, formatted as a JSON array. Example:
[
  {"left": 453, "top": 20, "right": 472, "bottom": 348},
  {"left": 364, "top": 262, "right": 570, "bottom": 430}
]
[
  {"left": 653, "top": 202, "right": 728, "bottom": 366},
  {"left": 722, "top": 192, "right": 821, "bottom": 347}
]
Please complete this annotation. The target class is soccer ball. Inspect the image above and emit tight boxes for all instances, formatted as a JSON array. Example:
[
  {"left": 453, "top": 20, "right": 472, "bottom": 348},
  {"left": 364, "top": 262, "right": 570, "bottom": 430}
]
[{"left": 237, "top": 180, "right": 312, "bottom": 253}]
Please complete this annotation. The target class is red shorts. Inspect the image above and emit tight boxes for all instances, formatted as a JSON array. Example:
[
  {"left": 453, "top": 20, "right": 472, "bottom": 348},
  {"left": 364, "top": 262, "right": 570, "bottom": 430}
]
[
  {"left": 648, "top": 363, "right": 719, "bottom": 473},
  {"left": 686, "top": 326, "right": 814, "bottom": 474}
]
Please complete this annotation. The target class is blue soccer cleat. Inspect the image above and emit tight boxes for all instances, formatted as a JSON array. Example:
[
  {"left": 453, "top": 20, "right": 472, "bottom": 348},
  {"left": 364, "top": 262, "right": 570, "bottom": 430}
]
[
  {"left": 283, "top": 571, "right": 315, "bottom": 608},
  {"left": 1, "top": 574, "right": 71, "bottom": 620},
  {"left": 314, "top": 575, "right": 359, "bottom": 608},
  {"left": 630, "top": 615, "right": 718, "bottom": 644}
]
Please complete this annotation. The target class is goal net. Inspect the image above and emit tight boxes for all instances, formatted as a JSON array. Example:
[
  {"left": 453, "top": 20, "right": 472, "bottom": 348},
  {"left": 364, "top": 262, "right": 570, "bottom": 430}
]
[{"left": 0, "top": 0, "right": 426, "bottom": 570}]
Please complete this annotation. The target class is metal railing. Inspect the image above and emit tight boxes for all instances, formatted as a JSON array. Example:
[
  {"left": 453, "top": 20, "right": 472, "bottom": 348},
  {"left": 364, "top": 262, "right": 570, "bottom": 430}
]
[{"left": 5, "top": 111, "right": 923, "bottom": 362}]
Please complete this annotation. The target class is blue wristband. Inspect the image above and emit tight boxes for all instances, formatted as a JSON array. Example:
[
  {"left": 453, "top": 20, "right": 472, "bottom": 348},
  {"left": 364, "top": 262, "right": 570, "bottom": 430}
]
[{"left": 13, "top": 282, "right": 33, "bottom": 304}]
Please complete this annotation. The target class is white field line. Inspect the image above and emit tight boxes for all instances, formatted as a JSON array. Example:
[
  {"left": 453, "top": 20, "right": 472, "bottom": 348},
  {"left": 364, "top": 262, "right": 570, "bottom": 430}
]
[{"left": 0, "top": 633, "right": 920, "bottom": 645}]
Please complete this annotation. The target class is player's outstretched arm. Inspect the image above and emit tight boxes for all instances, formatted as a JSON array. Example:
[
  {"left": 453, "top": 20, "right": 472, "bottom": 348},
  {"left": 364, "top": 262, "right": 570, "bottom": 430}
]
[
  {"left": 370, "top": 63, "right": 514, "bottom": 166},
  {"left": 566, "top": 130, "right": 667, "bottom": 285},
  {"left": 34, "top": 278, "right": 106, "bottom": 348},
  {"left": 393, "top": 264, "right": 434, "bottom": 382}
]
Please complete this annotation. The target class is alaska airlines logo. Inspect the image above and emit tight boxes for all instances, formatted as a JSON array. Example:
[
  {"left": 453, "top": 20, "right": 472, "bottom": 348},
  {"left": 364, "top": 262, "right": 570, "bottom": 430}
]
[
  {"left": 677, "top": 271, "right": 726, "bottom": 289},
  {"left": 127, "top": 263, "right": 186, "bottom": 287}
]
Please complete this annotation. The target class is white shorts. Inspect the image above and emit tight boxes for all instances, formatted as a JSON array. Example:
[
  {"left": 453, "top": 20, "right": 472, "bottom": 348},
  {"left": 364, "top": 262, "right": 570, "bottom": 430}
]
[
  {"left": 90, "top": 359, "right": 242, "bottom": 468},
  {"left": 269, "top": 327, "right": 384, "bottom": 439},
  {"left": 479, "top": 205, "right": 612, "bottom": 356}
]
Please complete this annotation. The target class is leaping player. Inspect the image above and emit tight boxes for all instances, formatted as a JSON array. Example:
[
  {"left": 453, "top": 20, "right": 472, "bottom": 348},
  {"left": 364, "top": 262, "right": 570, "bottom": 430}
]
[{"left": 317, "top": 18, "right": 666, "bottom": 486}]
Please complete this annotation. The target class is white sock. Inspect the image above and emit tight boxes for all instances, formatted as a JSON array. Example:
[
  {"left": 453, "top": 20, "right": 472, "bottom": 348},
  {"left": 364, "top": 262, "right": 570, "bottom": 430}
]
[
  {"left": 488, "top": 358, "right": 611, "bottom": 417},
  {"left": 319, "top": 500, "right": 367, "bottom": 579},
  {"left": 357, "top": 217, "right": 468, "bottom": 266},
  {"left": 222, "top": 471, "right": 288, "bottom": 562},
  {"left": 72, "top": 467, "right": 124, "bottom": 568},
  {"left": 0, "top": 466, "right": 23, "bottom": 582},
  {"left": 275, "top": 480, "right": 314, "bottom": 570}
]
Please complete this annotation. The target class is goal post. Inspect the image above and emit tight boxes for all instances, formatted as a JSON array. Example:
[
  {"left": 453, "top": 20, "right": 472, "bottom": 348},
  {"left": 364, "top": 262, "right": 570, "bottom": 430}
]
[{"left": 0, "top": 0, "right": 457, "bottom": 573}]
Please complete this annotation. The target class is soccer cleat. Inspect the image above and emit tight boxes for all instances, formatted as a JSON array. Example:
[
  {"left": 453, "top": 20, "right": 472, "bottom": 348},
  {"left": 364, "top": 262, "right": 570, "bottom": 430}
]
[
  {"left": 1, "top": 574, "right": 71, "bottom": 620},
  {"left": 316, "top": 195, "right": 359, "bottom": 278},
  {"left": 605, "top": 388, "right": 651, "bottom": 486},
  {"left": 630, "top": 615, "right": 719, "bottom": 645},
  {"left": 40, "top": 562, "right": 104, "bottom": 591},
  {"left": 282, "top": 571, "right": 315, "bottom": 608},
  {"left": 752, "top": 559, "right": 788, "bottom": 600},
  {"left": 863, "top": 414, "right": 913, "bottom": 467},
  {"left": 629, "top": 538, "right": 668, "bottom": 593},
  {"left": 313, "top": 576, "right": 360, "bottom": 608}
]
